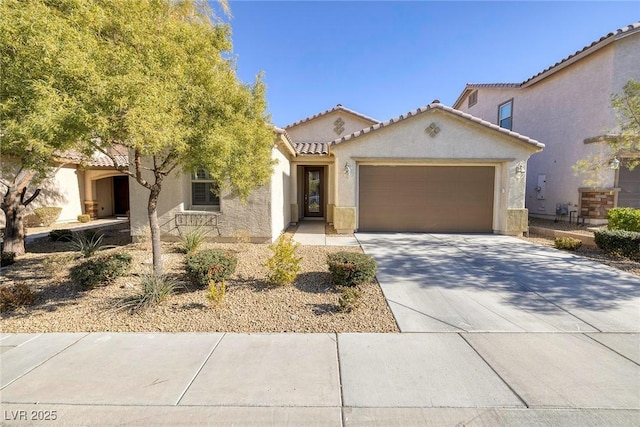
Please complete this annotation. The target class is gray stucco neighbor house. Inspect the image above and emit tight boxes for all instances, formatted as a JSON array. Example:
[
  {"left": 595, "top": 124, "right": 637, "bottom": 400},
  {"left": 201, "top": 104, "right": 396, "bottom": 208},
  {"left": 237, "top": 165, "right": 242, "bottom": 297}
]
[{"left": 454, "top": 22, "right": 640, "bottom": 224}]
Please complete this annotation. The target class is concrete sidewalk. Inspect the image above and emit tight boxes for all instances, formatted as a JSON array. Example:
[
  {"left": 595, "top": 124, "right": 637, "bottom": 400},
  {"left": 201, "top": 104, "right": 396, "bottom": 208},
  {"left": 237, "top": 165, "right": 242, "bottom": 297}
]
[{"left": 1, "top": 332, "right": 638, "bottom": 426}]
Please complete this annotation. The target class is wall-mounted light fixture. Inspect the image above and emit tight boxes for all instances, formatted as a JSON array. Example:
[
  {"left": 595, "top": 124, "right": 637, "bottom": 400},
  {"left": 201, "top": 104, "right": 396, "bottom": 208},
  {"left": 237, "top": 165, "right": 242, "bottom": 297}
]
[
  {"left": 343, "top": 161, "right": 352, "bottom": 177},
  {"left": 608, "top": 157, "right": 620, "bottom": 170},
  {"left": 515, "top": 162, "right": 526, "bottom": 175}
]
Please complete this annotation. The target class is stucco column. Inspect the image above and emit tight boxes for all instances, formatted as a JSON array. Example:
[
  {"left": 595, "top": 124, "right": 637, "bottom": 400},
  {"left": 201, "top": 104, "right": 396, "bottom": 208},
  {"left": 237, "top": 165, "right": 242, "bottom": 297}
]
[
  {"left": 290, "top": 164, "right": 299, "bottom": 223},
  {"left": 84, "top": 174, "right": 98, "bottom": 219}
]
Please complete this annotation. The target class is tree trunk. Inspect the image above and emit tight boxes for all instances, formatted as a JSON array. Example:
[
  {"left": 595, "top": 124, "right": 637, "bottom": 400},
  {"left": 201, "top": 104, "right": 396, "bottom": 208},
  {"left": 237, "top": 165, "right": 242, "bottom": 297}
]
[
  {"left": 148, "top": 186, "right": 163, "bottom": 276},
  {"left": 1, "top": 191, "right": 27, "bottom": 256},
  {"left": 1, "top": 183, "right": 40, "bottom": 256}
]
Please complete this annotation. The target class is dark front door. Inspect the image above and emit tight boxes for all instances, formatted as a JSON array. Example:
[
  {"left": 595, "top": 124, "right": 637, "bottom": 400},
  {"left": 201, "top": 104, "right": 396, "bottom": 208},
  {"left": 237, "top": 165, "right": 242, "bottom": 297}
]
[
  {"left": 113, "top": 176, "right": 130, "bottom": 215},
  {"left": 304, "top": 167, "right": 324, "bottom": 218}
]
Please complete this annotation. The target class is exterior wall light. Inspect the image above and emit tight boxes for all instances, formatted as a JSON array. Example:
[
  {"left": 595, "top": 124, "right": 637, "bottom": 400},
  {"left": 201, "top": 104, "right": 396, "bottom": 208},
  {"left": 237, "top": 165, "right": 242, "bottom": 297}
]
[
  {"left": 608, "top": 157, "right": 620, "bottom": 170},
  {"left": 515, "top": 163, "right": 526, "bottom": 175},
  {"left": 343, "top": 161, "right": 352, "bottom": 177}
]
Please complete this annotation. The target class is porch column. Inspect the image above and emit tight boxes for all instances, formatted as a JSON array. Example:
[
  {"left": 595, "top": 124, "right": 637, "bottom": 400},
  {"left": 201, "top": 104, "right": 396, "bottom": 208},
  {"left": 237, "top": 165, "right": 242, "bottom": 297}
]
[
  {"left": 84, "top": 173, "right": 98, "bottom": 220},
  {"left": 290, "top": 164, "right": 299, "bottom": 223}
]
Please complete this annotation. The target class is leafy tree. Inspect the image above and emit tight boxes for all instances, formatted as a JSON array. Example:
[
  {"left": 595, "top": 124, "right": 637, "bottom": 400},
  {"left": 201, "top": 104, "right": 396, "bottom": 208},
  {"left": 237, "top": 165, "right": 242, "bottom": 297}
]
[
  {"left": 574, "top": 79, "right": 640, "bottom": 184},
  {"left": 0, "top": 0, "right": 97, "bottom": 255},
  {"left": 85, "top": 0, "right": 274, "bottom": 275},
  {"left": 611, "top": 79, "right": 640, "bottom": 169}
]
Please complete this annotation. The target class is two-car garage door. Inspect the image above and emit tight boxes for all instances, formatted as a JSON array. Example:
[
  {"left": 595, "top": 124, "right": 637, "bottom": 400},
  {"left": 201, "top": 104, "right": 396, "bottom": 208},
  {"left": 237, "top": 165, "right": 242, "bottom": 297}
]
[{"left": 358, "top": 165, "right": 495, "bottom": 232}]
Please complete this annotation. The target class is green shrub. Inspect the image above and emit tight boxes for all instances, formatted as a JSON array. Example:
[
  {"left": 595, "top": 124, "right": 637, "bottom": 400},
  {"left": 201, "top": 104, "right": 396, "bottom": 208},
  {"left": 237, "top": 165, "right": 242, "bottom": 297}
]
[
  {"left": 118, "top": 273, "right": 183, "bottom": 313},
  {"left": 71, "top": 230, "right": 104, "bottom": 257},
  {"left": 607, "top": 207, "right": 640, "bottom": 232},
  {"left": 77, "top": 214, "right": 91, "bottom": 223},
  {"left": 338, "top": 286, "right": 362, "bottom": 313},
  {"left": 179, "top": 227, "right": 208, "bottom": 254},
  {"left": 554, "top": 237, "right": 582, "bottom": 251},
  {"left": 594, "top": 230, "right": 640, "bottom": 258},
  {"left": 70, "top": 252, "right": 132, "bottom": 289},
  {"left": 49, "top": 229, "right": 73, "bottom": 242},
  {"left": 265, "top": 234, "right": 302, "bottom": 286},
  {"left": 327, "top": 251, "right": 377, "bottom": 287},
  {"left": 0, "top": 283, "right": 35, "bottom": 312},
  {"left": 1, "top": 252, "right": 16, "bottom": 267},
  {"left": 185, "top": 249, "right": 237, "bottom": 288},
  {"left": 34, "top": 207, "right": 62, "bottom": 227}
]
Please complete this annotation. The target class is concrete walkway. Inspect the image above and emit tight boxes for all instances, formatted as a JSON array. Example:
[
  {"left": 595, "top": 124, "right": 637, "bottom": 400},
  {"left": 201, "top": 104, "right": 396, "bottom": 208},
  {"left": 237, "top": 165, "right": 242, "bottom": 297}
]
[
  {"left": 292, "top": 221, "right": 359, "bottom": 246},
  {"left": 2, "top": 332, "right": 638, "bottom": 426}
]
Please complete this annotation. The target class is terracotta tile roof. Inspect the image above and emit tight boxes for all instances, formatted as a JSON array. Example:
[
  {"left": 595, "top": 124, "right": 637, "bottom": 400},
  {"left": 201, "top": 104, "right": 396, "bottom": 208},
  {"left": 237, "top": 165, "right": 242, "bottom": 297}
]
[
  {"left": 522, "top": 22, "right": 639, "bottom": 86},
  {"left": 294, "top": 142, "right": 330, "bottom": 155},
  {"left": 454, "top": 22, "right": 640, "bottom": 107},
  {"left": 330, "top": 102, "right": 544, "bottom": 150},
  {"left": 57, "top": 150, "right": 129, "bottom": 167},
  {"left": 284, "top": 104, "right": 379, "bottom": 129}
]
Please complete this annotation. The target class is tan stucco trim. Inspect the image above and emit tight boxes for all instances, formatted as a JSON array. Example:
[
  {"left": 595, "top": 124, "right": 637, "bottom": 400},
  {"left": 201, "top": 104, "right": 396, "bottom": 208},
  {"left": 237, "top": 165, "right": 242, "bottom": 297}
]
[{"left": 351, "top": 157, "right": 516, "bottom": 164}]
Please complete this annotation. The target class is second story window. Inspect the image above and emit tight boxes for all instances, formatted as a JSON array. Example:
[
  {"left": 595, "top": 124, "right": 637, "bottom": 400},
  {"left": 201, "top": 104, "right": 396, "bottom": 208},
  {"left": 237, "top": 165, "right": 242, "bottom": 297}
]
[
  {"left": 498, "top": 99, "right": 513, "bottom": 130},
  {"left": 191, "top": 168, "right": 219, "bottom": 208},
  {"left": 468, "top": 90, "right": 478, "bottom": 107}
]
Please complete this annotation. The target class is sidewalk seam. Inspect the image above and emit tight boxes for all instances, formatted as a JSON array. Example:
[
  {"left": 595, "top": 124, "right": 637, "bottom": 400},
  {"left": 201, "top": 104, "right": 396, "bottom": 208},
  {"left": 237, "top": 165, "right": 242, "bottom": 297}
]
[
  {"left": 336, "top": 333, "right": 345, "bottom": 427},
  {"left": 174, "top": 333, "right": 226, "bottom": 406},
  {"left": 583, "top": 333, "right": 640, "bottom": 367},
  {"left": 458, "top": 333, "right": 530, "bottom": 409}
]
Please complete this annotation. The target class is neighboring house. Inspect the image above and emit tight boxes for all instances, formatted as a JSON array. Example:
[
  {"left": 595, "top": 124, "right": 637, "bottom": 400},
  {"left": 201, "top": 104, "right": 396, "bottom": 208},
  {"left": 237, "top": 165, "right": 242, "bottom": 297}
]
[
  {"left": 0, "top": 151, "right": 129, "bottom": 228},
  {"left": 453, "top": 22, "right": 640, "bottom": 224},
  {"left": 128, "top": 103, "right": 543, "bottom": 242}
]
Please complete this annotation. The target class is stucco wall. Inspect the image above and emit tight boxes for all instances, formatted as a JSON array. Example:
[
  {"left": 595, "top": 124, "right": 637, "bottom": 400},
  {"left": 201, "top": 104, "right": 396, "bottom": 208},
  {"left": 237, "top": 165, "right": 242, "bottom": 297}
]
[
  {"left": 458, "top": 31, "right": 640, "bottom": 219},
  {"left": 270, "top": 144, "right": 291, "bottom": 241},
  {"left": 330, "top": 110, "right": 539, "bottom": 234},
  {"left": 129, "top": 147, "right": 291, "bottom": 242},
  {"left": 0, "top": 164, "right": 84, "bottom": 227},
  {"left": 286, "top": 110, "right": 376, "bottom": 142},
  {"left": 95, "top": 177, "right": 113, "bottom": 218}
]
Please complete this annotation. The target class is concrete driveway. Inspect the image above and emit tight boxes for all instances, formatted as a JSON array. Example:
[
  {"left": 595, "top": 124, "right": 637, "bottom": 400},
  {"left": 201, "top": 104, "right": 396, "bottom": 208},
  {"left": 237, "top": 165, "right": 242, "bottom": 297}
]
[{"left": 356, "top": 233, "right": 640, "bottom": 333}]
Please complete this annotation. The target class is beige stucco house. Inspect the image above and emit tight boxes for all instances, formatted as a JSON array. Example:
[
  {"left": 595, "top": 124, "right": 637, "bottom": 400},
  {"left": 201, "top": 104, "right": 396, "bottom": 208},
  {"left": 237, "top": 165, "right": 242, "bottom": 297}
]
[
  {"left": 454, "top": 22, "right": 640, "bottom": 224},
  {"left": 0, "top": 152, "right": 129, "bottom": 228},
  {"left": 127, "top": 102, "right": 543, "bottom": 242}
]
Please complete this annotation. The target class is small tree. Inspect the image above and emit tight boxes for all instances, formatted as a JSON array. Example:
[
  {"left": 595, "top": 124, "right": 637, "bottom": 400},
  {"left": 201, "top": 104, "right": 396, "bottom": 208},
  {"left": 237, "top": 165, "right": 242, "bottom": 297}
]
[
  {"left": 85, "top": 0, "right": 275, "bottom": 276},
  {"left": 0, "top": 0, "right": 97, "bottom": 255},
  {"left": 574, "top": 79, "right": 640, "bottom": 183}
]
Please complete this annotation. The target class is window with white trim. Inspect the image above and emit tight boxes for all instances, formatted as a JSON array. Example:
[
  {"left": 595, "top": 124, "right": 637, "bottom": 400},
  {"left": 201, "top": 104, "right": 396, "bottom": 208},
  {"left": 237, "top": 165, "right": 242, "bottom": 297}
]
[
  {"left": 191, "top": 168, "right": 219, "bottom": 208},
  {"left": 498, "top": 99, "right": 513, "bottom": 130},
  {"left": 468, "top": 90, "right": 478, "bottom": 107}
]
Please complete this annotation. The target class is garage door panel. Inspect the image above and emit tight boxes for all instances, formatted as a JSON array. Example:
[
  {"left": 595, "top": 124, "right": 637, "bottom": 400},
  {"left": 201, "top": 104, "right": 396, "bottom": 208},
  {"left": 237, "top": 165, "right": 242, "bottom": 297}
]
[{"left": 359, "top": 165, "right": 494, "bottom": 232}]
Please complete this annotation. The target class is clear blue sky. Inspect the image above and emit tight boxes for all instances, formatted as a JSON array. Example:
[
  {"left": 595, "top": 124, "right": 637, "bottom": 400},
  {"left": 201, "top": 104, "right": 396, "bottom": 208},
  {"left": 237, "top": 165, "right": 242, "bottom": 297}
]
[{"left": 217, "top": 1, "right": 639, "bottom": 127}]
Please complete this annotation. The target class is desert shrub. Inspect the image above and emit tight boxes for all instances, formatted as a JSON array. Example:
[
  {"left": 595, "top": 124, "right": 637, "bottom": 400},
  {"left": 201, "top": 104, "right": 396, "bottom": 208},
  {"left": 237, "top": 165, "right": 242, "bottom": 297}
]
[
  {"left": 1, "top": 252, "right": 16, "bottom": 267},
  {"left": 49, "top": 229, "right": 73, "bottom": 242},
  {"left": 265, "top": 234, "right": 302, "bottom": 286},
  {"left": 43, "top": 253, "right": 76, "bottom": 278},
  {"left": 607, "top": 207, "right": 640, "bottom": 232},
  {"left": 34, "top": 207, "right": 62, "bottom": 227},
  {"left": 71, "top": 230, "right": 104, "bottom": 258},
  {"left": 77, "top": 214, "right": 91, "bottom": 223},
  {"left": 179, "top": 227, "right": 208, "bottom": 254},
  {"left": 338, "top": 286, "right": 362, "bottom": 313},
  {"left": 0, "top": 283, "right": 35, "bottom": 312},
  {"left": 594, "top": 230, "right": 640, "bottom": 258},
  {"left": 70, "top": 252, "right": 132, "bottom": 289},
  {"left": 206, "top": 275, "right": 226, "bottom": 306},
  {"left": 327, "top": 251, "right": 377, "bottom": 287},
  {"left": 185, "top": 249, "right": 237, "bottom": 288},
  {"left": 554, "top": 237, "right": 582, "bottom": 251},
  {"left": 118, "top": 273, "right": 183, "bottom": 313}
]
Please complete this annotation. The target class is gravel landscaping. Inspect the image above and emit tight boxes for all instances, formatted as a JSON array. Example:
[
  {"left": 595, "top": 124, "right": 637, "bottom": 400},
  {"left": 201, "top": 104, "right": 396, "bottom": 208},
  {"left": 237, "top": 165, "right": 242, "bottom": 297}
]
[
  {"left": 3, "top": 219, "right": 638, "bottom": 333},
  {"left": 0, "top": 224, "right": 398, "bottom": 333}
]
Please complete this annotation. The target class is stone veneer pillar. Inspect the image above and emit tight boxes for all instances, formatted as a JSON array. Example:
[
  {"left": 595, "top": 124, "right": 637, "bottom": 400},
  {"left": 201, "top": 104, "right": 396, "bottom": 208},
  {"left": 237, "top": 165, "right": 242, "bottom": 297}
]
[
  {"left": 578, "top": 188, "right": 619, "bottom": 222},
  {"left": 84, "top": 201, "right": 99, "bottom": 220}
]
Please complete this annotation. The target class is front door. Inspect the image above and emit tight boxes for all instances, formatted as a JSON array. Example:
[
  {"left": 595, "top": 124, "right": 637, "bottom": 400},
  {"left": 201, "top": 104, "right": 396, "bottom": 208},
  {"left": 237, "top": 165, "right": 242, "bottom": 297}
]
[
  {"left": 304, "top": 167, "right": 324, "bottom": 218},
  {"left": 113, "top": 176, "right": 130, "bottom": 216}
]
